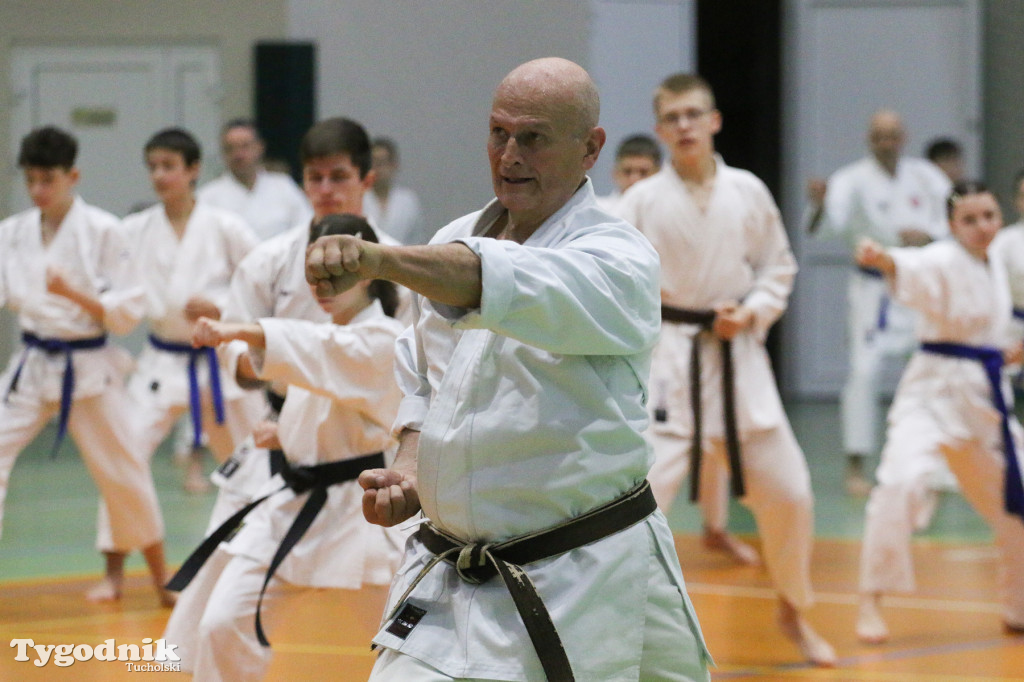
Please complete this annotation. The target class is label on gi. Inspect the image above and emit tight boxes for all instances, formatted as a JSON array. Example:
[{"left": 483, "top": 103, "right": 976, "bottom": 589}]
[{"left": 385, "top": 603, "right": 427, "bottom": 639}]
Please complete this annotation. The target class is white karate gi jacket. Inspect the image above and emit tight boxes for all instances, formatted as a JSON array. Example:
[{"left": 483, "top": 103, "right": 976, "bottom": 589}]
[
  {"left": 886, "top": 241, "right": 1017, "bottom": 443},
  {"left": 0, "top": 197, "right": 142, "bottom": 399},
  {"left": 818, "top": 156, "right": 951, "bottom": 249},
  {"left": 363, "top": 185, "right": 427, "bottom": 245},
  {"left": 122, "top": 201, "right": 258, "bottom": 406},
  {"left": 618, "top": 159, "right": 795, "bottom": 438},
  {"left": 373, "top": 180, "right": 707, "bottom": 680},
  {"left": 222, "top": 304, "right": 405, "bottom": 587},
  {"left": 198, "top": 170, "right": 312, "bottom": 242}
]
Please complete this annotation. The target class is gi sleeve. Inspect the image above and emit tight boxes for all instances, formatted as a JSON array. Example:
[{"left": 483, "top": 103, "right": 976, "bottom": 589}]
[
  {"left": 257, "top": 316, "right": 402, "bottom": 403},
  {"left": 96, "top": 219, "right": 145, "bottom": 335},
  {"left": 450, "top": 224, "right": 661, "bottom": 356},
  {"left": 741, "top": 183, "right": 797, "bottom": 340},
  {"left": 888, "top": 247, "right": 944, "bottom": 317},
  {"left": 392, "top": 297, "right": 430, "bottom": 434}
]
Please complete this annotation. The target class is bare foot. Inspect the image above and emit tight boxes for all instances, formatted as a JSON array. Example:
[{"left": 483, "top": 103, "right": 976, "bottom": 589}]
[
  {"left": 85, "top": 577, "right": 122, "bottom": 603},
  {"left": 777, "top": 599, "right": 837, "bottom": 667},
  {"left": 845, "top": 470, "right": 873, "bottom": 497},
  {"left": 856, "top": 593, "right": 889, "bottom": 644},
  {"left": 702, "top": 528, "right": 761, "bottom": 566},
  {"left": 184, "top": 457, "right": 211, "bottom": 494}
]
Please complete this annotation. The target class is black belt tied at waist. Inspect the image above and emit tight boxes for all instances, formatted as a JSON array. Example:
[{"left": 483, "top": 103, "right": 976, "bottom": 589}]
[
  {"left": 167, "top": 451, "right": 385, "bottom": 647},
  {"left": 5, "top": 331, "right": 108, "bottom": 456},
  {"left": 386, "top": 480, "right": 657, "bottom": 682},
  {"left": 266, "top": 389, "right": 287, "bottom": 477},
  {"left": 660, "top": 305, "right": 745, "bottom": 501}
]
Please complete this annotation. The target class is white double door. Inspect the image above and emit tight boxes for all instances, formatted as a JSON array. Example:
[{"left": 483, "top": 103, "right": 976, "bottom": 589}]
[{"left": 9, "top": 44, "right": 222, "bottom": 217}]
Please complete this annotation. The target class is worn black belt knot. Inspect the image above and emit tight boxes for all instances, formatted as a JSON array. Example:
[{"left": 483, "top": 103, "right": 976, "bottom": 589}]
[
  {"left": 166, "top": 450, "right": 385, "bottom": 647},
  {"left": 660, "top": 305, "right": 745, "bottom": 501},
  {"left": 387, "top": 480, "right": 656, "bottom": 682}
]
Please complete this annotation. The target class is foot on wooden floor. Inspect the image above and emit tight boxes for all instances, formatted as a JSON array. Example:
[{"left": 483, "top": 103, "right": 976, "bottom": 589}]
[
  {"left": 702, "top": 528, "right": 762, "bottom": 566},
  {"left": 856, "top": 594, "right": 890, "bottom": 644}
]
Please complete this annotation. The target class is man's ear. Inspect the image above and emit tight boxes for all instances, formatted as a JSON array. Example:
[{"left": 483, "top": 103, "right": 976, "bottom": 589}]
[{"left": 582, "top": 126, "right": 606, "bottom": 171}]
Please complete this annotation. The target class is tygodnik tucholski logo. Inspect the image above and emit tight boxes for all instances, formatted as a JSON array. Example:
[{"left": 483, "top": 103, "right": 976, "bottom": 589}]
[{"left": 10, "top": 637, "right": 181, "bottom": 671}]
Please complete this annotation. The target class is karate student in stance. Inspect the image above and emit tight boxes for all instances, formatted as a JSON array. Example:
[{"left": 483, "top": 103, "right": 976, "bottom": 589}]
[
  {"left": 855, "top": 181, "right": 1024, "bottom": 643},
  {"left": 0, "top": 126, "right": 170, "bottom": 604},
  {"left": 164, "top": 214, "right": 406, "bottom": 681},
  {"left": 90, "top": 127, "right": 264, "bottom": 602},
  {"left": 618, "top": 72, "right": 836, "bottom": 666},
  {"left": 309, "top": 57, "right": 710, "bottom": 682},
  {"left": 807, "top": 110, "right": 951, "bottom": 494},
  {"left": 161, "top": 119, "right": 381, "bottom": 655}
]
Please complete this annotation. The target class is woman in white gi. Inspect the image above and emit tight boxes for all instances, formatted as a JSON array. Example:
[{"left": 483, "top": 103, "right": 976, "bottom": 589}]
[
  {"left": 91, "top": 127, "right": 265, "bottom": 602},
  {"left": 856, "top": 181, "right": 1024, "bottom": 643},
  {"left": 0, "top": 126, "right": 170, "bottom": 604},
  {"left": 166, "top": 215, "right": 406, "bottom": 682}
]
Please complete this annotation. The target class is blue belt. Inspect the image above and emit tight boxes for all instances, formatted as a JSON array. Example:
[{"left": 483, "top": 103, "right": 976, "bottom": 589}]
[
  {"left": 920, "top": 342, "right": 1024, "bottom": 520},
  {"left": 5, "top": 331, "right": 107, "bottom": 456},
  {"left": 857, "top": 266, "right": 890, "bottom": 331},
  {"left": 1013, "top": 307, "right": 1024, "bottom": 322},
  {"left": 148, "top": 334, "right": 225, "bottom": 449}
]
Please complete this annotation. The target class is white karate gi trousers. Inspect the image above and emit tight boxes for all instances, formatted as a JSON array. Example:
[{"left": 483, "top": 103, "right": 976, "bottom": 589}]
[
  {"left": 648, "top": 423, "right": 815, "bottom": 610},
  {"left": 0, "top": 387, "right": 163, "bottom": 549},
  {"left": 859, "top": 410, "right": 1024, "bottom": 627}
]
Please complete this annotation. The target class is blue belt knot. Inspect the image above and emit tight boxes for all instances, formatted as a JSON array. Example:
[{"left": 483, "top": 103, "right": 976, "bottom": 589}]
[{"left": 148, "top": 334, "right": 225, "bottom": 449}]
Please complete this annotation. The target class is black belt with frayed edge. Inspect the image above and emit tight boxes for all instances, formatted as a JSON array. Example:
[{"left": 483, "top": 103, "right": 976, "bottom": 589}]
[
  {"left": 166, "top": 451, "right": 385, "bottom": 647},
  {"left": 660, "top": 305, "right": 744, "bottom": 501},
  {"left": 385, "top": 480, "right": 656, "bottom": 682}
]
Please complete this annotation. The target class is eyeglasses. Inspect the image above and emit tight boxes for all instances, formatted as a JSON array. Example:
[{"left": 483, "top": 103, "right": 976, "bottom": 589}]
[{"left": 658, "top": 108, "right": 712, "bottom": 127}]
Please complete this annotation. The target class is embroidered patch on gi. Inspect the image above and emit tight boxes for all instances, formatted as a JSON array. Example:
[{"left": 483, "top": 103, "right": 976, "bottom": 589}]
[
  {"left": 150, "top": 380, "right": 160, "bottom": 392},
  {"left": 385, "top": 603, "right": 426, "bottom": 639},
  {"left": 217, "top": 457, "right": 240, "bottom": 479}
]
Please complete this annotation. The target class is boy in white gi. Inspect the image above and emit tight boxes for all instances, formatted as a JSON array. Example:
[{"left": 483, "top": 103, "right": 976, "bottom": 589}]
[
  {"left": 91, "top": 128, "right": 264, "bottom": 602},
  {"left": 807, "top": 110, "right": 951, "bottom": 494},
  {"left": 309, "top": 57, "right": 711, "bottom": 682},
  {"left": 618, "top": 72, "right": 836, "bottom": 666},
  {"left": 0, "top": 126, "right": 170, "bottom": 604},
  {"left": 855, "top": 181, "right": 1024, "bottom": 643},
  {"left": 163, "top": 215, "right": 406, "bottom": 682}
]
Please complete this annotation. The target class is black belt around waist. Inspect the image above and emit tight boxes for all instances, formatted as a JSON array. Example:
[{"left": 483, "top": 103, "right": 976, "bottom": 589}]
[
  {"left": 386, "top": 480, "right": 656, "bottom": 682},
  {"left": 166, "top": 451, "right": 385, "bottom": 647},
  {"left": 660, "top": 305, "right": 745, "bottom": 501}
]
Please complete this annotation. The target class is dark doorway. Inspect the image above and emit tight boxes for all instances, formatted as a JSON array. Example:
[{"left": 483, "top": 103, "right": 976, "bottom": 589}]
[{"left": 697, "top": 0, "right": 785, "bottom": 376}]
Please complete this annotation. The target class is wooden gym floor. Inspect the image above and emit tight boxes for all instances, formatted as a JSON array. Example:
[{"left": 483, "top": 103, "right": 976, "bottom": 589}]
[{"left": 1, "top": 401, "right": 1022, "bottom": 680}]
